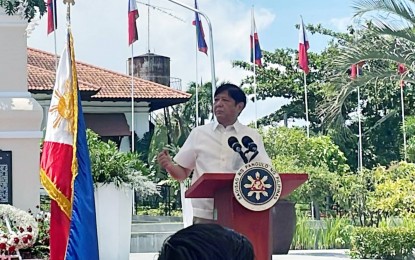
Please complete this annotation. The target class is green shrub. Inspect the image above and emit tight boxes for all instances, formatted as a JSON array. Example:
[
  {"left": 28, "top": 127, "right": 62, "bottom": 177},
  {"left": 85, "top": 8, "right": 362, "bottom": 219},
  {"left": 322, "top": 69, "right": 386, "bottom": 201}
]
[
  {"left": 136, "top": 205, "right": 182, "bottom": 217},
  {"left": 350, "top": 227, "right": 415, "bottom": 259},
  {"left": 86, "top": 129, "right": 158, "bottom": 198},
  {"left": 291, "top": 214, "right": 352, "bottom": 249}
]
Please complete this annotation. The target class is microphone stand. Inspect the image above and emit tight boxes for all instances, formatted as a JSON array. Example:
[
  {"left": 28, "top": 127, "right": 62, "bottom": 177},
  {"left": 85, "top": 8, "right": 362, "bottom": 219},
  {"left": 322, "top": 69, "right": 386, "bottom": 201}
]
[
  {"left": 239, "top": 150, "right": 248, "bottom": 164},
  {"left": 244, "top": 150, "right": 259, "bottom": 163}
]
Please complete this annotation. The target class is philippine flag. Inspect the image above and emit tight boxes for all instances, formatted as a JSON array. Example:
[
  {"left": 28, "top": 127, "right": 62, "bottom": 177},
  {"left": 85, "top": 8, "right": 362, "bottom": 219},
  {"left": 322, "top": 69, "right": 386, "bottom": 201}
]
[
  {"left": 298, "top": 17, "right": 310, "bottom": 74},
  {"left": 40, "top": 29, "right": 99, "bottom": 260},
  {"left": 250, "top": 11, "right": 262, "bottom": 67},
  {"left": 192, "top": 0, "right": 208, "bottom": 54},
  {"left": 47, "top": 0, "right": 57, "bottom": 34},
  {"left": 128, "top": 0, "right": 139, "bottom": 45},
  {"left": 398, "top": 63, "right": 406, "bottom": 87}
]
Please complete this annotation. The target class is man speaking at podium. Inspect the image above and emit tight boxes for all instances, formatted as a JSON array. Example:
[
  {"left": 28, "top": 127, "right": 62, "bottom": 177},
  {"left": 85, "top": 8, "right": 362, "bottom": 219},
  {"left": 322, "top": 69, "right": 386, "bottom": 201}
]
[{"left": 158, "top": 83, "right": 272, "bottom": 224}]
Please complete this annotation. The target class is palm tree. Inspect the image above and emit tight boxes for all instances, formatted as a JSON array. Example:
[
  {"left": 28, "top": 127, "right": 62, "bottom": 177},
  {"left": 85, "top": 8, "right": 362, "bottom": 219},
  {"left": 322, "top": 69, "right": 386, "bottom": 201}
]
[
  {"left": 183, "top": 81, "right": 214, "bottom": 126},
  {"left": 320, "top": 0, "right": 415, "bottom": 166},
  {"left": 147, "top": 81, "right": 215, "bottom": 178},
  {"left": 324, "top": 0, "right": 415, "bottom": 119}
]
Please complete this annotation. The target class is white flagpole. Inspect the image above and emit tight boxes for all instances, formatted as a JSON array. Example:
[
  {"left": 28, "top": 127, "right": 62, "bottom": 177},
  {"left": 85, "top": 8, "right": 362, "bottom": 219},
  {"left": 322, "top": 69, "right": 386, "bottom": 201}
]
[
  {"left": 401, "top": 84, "right": 407, "bottom": 161},
  {"left": 304, "top": 72, "right": 310, "bottom": 138},
  {"left": 195, "top": 19, "right": 199, "bottom": 127},
  {"left": 357, "top": 83, "right": 363, "bottom": 172},
  {"left": 130, "top": 45, "right": 135, "bottom": 152},
  {"left": 251, "top": 6, "right": 257, "bottom": 128},
  {"left": 52, "top": 0, "right": 58, "bottom": 70}
]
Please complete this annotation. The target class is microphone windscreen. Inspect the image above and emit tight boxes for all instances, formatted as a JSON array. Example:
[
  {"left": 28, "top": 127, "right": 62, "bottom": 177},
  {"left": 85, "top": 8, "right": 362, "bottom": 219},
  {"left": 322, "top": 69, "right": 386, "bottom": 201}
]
[
  {"left": 228, "top": 136, "right": 238, "bottom": 149},
  {"left": 242, "top": 136, "right": 254, "bottom": 148}
]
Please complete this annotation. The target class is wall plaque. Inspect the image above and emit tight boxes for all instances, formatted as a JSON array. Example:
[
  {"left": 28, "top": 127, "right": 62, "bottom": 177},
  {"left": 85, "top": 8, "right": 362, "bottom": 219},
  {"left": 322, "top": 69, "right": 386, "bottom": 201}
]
[{"left": 0, "top": 151, "right": 12, "bottom": 204}]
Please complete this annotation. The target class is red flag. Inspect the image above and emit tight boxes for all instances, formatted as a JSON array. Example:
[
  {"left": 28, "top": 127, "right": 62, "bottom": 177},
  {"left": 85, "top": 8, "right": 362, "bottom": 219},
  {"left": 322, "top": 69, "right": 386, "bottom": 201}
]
[
  {"left": 298, "top": 17, "right": 309, "bottom": 74},
  {"left": 350, "top": 61, "right": 365, "bottom": 79},
  {"left": 47, "top": 0, "right": 57, "bottom": 34},
  {"left": 398, "top": 63, "right": 406, "bottom": 74},
  {"left": 350, "top": 64, "right": 357, "bottom": 79},
  {"left": 128, "top": 0, "right": 139, "bottom": 45},
  {"left": 398, "top": 63, "right": 406, "bottom": 87}
]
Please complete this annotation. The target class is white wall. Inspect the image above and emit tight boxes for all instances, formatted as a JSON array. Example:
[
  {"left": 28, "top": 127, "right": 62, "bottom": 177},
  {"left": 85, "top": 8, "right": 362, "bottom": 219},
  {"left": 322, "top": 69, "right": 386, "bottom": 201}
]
[{"left": 0, "top": 9, "right": 43, "bottom": 211}]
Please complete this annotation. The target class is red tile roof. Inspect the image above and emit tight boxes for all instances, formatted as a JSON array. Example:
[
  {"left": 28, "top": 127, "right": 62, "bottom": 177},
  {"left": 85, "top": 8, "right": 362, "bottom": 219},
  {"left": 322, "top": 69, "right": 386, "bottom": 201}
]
[{"left": 28, "top": 48, "right": 191, "bottom": 110}]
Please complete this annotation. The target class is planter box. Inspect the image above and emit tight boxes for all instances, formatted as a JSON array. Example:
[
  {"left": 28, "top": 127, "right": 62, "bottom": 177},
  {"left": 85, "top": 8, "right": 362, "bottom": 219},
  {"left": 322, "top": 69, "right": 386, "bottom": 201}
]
[{"left": 95, "top": 183, "right": 133, "bottom": 260}]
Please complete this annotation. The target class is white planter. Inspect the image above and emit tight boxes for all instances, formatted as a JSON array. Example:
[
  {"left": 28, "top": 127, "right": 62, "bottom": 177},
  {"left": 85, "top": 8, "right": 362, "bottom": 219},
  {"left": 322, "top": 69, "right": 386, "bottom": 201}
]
[{"left": 94, "top": 183, "right": 133, "bottom": 260}]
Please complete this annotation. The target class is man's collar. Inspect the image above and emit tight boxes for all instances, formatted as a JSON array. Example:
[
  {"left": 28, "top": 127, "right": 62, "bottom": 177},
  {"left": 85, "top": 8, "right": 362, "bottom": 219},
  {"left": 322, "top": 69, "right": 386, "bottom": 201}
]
[{"left": 212, "top": 120, "right": 242, "bottom": 133}]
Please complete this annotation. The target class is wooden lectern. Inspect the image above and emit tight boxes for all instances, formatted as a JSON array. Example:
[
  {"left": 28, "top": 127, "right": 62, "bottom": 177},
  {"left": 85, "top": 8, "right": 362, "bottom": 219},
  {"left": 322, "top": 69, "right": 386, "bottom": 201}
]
[{"left": 186, "top": 173, "right": 308, "bottom": 260}]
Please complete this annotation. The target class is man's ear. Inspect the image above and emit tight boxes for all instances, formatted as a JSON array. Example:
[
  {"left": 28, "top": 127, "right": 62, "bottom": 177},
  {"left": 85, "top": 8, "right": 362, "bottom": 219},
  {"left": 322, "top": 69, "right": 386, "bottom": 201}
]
[{"left": 236, "top": 102, "right": 245, "bottom": 113}]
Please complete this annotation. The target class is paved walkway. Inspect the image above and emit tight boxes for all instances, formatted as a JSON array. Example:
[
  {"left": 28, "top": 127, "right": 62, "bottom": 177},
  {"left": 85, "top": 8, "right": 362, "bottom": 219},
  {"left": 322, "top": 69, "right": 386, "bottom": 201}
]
[{"left": 130, "top": 249, "right": 369, "bottom": 260}]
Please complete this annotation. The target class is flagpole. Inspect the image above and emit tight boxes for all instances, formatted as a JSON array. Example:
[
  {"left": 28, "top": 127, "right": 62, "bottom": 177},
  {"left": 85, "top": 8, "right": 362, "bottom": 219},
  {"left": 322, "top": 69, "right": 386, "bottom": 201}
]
[
  {"left": 147, "top": 0, "right": 151, "bottom": 53},
  {"left": 194, "top": 0, "right": 199, "bottom": 127},
  {"left": 166, "top": 0, "right": 216, "bottom": 106},
  {"left": 400, "top": 84, "right": 407, "bottom": 161},
  {"left": 357, "top": 84, "right": 363, "bottom": 172},
  {"left": 251, "top": 6, "right": 257, "bottom": 128},
  {"left": 304, "top": 72, "right": 310, "bottom": 138},
  {"left": 299, "top": 16, "right": 310, "bottom": 137},
  {"left": 52, "top": 0, "right": 58, "bottom": 70},
  {"left": 195, "top": 31, "right": 199, "bottom": 127},
  {"left": 131, "top": 45, "right": 135, "bottom": 152}
]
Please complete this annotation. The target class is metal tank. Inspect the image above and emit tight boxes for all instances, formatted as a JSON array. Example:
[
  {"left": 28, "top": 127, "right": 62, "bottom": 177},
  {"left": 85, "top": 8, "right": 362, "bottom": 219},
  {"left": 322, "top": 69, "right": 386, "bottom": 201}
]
[{"left": 127, "top": 53, "right": 171, "bottom": 87}]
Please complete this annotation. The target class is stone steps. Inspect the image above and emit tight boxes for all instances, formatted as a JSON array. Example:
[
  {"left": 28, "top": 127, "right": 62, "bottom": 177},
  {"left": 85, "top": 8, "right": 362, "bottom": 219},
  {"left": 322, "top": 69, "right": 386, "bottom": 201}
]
[{"left": 131, "top": 222, "right": 184, "bottom": 233}]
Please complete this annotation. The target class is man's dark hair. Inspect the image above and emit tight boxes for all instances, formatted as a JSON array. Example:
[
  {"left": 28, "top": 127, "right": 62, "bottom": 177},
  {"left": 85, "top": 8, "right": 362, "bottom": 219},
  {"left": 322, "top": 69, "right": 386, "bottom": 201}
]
[
  {"left": 158, "top": 224, "right": 254, "bottom": 260},
  {"left": 214, "top": 83, "right": 247, "bottom": 108}
]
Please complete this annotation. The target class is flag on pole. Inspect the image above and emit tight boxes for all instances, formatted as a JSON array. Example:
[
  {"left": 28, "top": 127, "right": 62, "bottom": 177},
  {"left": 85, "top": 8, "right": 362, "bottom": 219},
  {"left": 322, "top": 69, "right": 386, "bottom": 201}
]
[
  {"left": 398, "top": 63, "right": 406, "bottom": 87},
  {"left": 349, "top": 61, "right": 365, "bottom": 79},
  {"left": 398, "top": 63, "right": 406, "bottom": 74},
  {"left": 128, "top": 0, "right": 139, "bottom": 45},
  {"left": 47, "top": 0, "right": 57, "bottom": 34},
  {"left": 250, "top": 12, "right": 262, "bottom": 67},
  {"left": 40, "top": 29, "right": 99, "bottom": 260},
  {"left": 298, "top": 17, "right": 309, "bottom": 74},
  {"left": 192, "top": 0, "right": 208, "bottom": 54},
  {"left": 350, "top": 64, "right": 357, "bottom": 79}
]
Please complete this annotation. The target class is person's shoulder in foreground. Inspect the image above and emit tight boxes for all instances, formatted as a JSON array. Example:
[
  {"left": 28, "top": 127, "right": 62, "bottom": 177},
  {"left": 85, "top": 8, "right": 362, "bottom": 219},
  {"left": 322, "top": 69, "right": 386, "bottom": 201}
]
[{"left": 158, "top": 223, "right": 255, "bottom": 260}]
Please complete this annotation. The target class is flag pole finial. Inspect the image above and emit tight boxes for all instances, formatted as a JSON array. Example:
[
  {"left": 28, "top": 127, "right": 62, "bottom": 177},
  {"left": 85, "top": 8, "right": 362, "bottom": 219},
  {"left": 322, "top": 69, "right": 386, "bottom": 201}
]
[{"left": 64, "top": 0, "right": 74, "bottom": 27}]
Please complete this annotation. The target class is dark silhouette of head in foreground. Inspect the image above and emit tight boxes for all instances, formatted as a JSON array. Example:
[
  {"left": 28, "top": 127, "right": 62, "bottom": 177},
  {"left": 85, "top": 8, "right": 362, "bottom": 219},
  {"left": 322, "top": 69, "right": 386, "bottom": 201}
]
[{"left": 158, "top": 224, "right": 255, "bottom": 260}]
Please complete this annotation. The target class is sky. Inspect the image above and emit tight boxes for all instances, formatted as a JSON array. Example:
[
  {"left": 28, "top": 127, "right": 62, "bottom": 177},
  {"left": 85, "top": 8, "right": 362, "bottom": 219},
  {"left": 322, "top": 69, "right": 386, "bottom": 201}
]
[{"left": 27, "top": 0, "right": 357, "bottom": 125}]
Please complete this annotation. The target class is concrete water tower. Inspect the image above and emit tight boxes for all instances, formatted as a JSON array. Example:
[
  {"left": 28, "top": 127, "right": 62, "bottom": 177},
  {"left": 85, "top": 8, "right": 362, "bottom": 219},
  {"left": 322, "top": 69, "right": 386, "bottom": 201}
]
[{"left": 127, "top": 53, "right": 171, "bottom": 87}]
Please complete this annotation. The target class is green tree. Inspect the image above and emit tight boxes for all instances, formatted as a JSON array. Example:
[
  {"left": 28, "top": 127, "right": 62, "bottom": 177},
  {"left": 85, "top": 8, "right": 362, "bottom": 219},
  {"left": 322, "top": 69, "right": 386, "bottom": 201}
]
[
  {"left": 322, "top": 0, "right": 415, "bottom": 168},
  {"left": 235, "top": 21, "right": 412, "bottom": 170},
  {"left": 261, "top": 127, "right": 349, "bottom": 218}
]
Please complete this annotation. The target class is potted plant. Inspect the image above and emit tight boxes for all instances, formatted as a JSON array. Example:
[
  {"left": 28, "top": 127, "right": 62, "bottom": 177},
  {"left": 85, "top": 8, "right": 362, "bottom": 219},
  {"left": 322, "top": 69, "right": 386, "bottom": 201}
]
[{"left": 86, "top": 130, "right": 158, "bottom": 260}]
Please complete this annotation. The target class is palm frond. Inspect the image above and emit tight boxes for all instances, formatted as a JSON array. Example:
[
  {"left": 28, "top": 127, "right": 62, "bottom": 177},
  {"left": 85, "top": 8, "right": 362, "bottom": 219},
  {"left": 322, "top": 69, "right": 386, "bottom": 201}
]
[
  {"left": 371, "top": 21, "right": 415, "bottom": 44},
  {"left": 353, "top": 0, "right": 415, "bottom": 27},
  {"left": 365, "top": 109, "right": 398, "bottom": 134},
  {"left": 334, "top": 39, "right": 406, "bottom": 70}
]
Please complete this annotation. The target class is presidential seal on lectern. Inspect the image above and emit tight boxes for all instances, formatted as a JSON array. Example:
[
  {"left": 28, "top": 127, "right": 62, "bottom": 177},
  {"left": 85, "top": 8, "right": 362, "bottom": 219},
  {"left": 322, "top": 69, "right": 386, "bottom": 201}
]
[{"left": 233, "top": 162, "right": 282, "bottom": 211}]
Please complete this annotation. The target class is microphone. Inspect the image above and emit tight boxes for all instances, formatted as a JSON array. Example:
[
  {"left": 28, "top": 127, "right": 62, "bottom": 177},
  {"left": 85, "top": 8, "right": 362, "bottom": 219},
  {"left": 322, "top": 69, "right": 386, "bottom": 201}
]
[
  {"left": 228, "top": 136, "right": 248, "bottom": 164},
  {"left": 242, "top": 136, "right": 259, "bottom": 162},
  {"left": 242, "top": 136, "right": 258, "bottom": 152}
]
